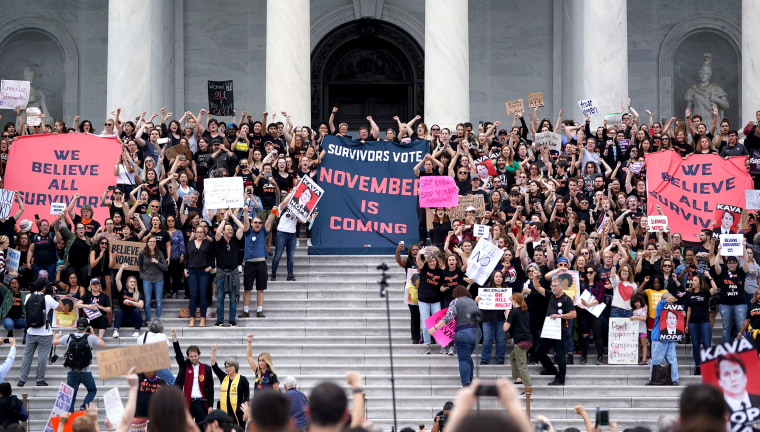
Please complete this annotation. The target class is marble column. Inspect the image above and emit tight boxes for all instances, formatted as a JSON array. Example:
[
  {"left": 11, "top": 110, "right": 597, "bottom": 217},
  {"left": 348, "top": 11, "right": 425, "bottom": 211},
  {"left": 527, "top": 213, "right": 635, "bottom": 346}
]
[
  {"left": 107, "top": 0, "right": 174, "bottom": 121},
  {"left": 742, "top": 0, "right": 760, "bottom": 125},
  {"left": 266, "top": 0, "right": 310, "bottom": 127},
  {"left": 561, "top": 0, "right": 628, "bottom": 121},
  {"left": 425, "top": 0, "right": 469, "bottom": 129}
]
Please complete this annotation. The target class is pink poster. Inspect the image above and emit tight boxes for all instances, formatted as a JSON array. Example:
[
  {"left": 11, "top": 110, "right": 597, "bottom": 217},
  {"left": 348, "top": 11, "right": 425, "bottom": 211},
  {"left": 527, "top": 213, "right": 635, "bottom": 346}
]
[
  {"left": 424, "top": 307, "right": 456, "bottom": 346},
  {"left": 418, "top": 176, "right": 459, "bottom": 208}
]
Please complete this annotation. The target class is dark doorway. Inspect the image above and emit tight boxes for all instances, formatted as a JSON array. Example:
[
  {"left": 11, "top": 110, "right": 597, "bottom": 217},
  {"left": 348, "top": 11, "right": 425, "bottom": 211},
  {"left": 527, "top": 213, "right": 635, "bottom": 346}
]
[{"left": 311, "top": 19, "right": 424, "bottom": 134}]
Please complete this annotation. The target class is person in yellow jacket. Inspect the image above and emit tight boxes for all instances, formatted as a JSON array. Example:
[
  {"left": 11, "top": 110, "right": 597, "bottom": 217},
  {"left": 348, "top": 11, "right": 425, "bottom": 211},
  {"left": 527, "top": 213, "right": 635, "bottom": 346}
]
[{"left": 210, "top": 344, "right": 250, "bottom": 427}]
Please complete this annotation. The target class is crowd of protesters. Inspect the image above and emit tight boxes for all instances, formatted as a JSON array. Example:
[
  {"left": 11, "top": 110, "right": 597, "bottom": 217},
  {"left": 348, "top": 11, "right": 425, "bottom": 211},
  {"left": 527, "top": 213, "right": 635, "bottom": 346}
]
[{"left": 0, "top": 97, "right": 759, "bottom": 431}]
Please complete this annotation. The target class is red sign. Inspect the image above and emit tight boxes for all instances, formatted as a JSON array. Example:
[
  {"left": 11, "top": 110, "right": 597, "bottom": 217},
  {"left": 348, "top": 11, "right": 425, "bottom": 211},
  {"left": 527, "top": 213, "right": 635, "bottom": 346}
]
[
  {"left": 645, "top": 151, "right": 752, "bottom": 241},
  {"left": 4, "top": 134, "right": 123, "bottom": 224}
]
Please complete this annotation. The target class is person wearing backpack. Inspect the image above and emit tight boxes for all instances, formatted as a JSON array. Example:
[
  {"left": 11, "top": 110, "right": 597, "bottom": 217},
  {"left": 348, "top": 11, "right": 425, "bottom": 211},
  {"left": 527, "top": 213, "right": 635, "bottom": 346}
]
[
  {"left": 52, "top": 317, "right": 106, "bottom": 412},
  {"left": 17, "top": 278, "right": 63, "bottom": 387}
]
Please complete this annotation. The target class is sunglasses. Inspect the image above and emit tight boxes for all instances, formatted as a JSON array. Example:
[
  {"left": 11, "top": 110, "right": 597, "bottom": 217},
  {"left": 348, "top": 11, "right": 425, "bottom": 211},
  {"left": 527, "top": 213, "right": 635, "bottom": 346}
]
[
  {"left": 105, "top": 123, "right": 113, "bottom": 126},
  {"left": 431, "top": 128, "right": 440, "bottom": 131},
  {"left": 586, "top": 271, "right": 595, "bottom": 275}
]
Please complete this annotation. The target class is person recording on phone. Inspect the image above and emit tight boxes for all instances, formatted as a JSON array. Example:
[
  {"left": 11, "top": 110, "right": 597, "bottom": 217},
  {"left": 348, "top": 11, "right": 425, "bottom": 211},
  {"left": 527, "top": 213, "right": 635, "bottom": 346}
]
[{"left": 428, "top": 285, "right": 480, "bottom": 387}]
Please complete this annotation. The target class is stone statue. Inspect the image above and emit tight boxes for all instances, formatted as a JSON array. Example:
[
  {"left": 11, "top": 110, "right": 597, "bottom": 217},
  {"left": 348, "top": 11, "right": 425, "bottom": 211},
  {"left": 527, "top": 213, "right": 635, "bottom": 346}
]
[
  {"left": 22, "top": 67, "right": 52, "bottom": 125},
  {"left": 684, "top": 53, "right": 729, "bottom": 122}
]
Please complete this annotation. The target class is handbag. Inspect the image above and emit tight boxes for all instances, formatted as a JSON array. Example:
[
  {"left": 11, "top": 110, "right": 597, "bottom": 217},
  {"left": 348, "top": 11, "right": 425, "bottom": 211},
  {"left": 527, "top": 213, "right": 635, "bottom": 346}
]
[
  {"left": 178, "top": 307, "right": 201, "bottom": 319},
  {"left": 650, "top": 363, "right": 673, "bottom": 386},
  {"left": 516, "top": 341, "right": 533, "bottom": 350}
]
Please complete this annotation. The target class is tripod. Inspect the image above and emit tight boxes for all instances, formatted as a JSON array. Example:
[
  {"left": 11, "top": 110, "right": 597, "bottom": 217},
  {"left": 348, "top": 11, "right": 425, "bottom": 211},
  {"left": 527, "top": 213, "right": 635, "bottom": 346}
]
[{"left": 377, "top": 263, "right": 398, "bottom": 432}]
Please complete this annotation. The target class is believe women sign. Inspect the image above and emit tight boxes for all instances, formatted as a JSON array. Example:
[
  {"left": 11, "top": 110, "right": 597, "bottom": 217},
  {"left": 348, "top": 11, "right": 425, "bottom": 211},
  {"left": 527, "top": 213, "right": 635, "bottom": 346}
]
[
  {"left": 310, "top": 135, "right": 429, "bottom": 254},
  {"left": 645, "top": 151, "right": 752, "bottom": 241},
  {"left": 4, "top": 134, "right": 122, "bottom": 223}
]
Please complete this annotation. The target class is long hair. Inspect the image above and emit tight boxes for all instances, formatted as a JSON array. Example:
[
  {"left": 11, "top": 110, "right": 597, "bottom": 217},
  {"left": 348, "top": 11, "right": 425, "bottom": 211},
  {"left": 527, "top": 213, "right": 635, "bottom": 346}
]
[
  {"left": 511, "top": 292, "right": 528, "bottom": 311},
  {"left": 256, "top": 352, "right": 276, "bottom": 375},
  {"left": 147, "top": 385, "right": 188, "bottom": 432},
  {"left": 143, "top": 235, "right": 158, "bottom": 257},
  {"left": 452, "top": 285, "right": 472, "bottom": 299}
]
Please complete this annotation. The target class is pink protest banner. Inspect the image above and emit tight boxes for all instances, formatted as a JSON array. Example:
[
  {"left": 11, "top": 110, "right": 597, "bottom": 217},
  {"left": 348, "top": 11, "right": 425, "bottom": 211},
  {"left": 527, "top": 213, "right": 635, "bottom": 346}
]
[
  {"left": 4, "top": 134, "right": 123, "bottom": 224},
  {"left": 419, "top": 176, "right": 459, "bottom": 208},
  {"left": 645, "top": 151, "right": 752, "bottom": 241},
  {"left": 424, "top": 307, "right": 455, "bottom": 346}
]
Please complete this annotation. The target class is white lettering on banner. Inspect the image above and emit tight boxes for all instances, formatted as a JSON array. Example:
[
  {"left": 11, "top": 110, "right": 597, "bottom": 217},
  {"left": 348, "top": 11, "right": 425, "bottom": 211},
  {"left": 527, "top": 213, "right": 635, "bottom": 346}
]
[
  {"left": 325, "top": 143, "right": 424, "bottom": 163},
  {"left": 608, "top": 318, "right": 638, "bottom": 364},
  {"left": 465, "top": 238, "right": 504, "bottom": 285},
  {"left": 0, "top": 80, "right": 30, "bottom": 109},
  {"left": 720, "top": 234, "right": 744, "bottom": 256},
  {"left": 647, "top": 216, "right": 668, "bottom": 232},
  {"left": 477, "top": 288, "right": 512, "bottom": 310},
  {"left": 204, "top": 177, "right": 244, "bottom": 209}
]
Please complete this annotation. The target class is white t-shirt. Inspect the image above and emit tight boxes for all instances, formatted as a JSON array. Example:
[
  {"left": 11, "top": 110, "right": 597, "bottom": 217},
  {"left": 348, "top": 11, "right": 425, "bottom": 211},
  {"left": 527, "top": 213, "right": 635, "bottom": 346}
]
[
  {"left": 136, "top": 331, "right": 171, "bottom": 347},
  {"left": 24, "top": 293, "right": 59, "bottom": 337},
  {"left": 277, "top": 208, "right": 298, "bottom": 234}
]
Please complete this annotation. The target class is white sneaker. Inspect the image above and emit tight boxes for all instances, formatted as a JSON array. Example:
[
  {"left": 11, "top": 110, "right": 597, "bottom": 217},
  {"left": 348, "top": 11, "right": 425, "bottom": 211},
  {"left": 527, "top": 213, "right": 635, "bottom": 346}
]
[
  {"left": 112, "top": 330, "right": 119, "bottom": 339},
  {"left": 307, "top": 239, "right": 313, "bottom": 247},
  {"left": 131, "top": 331, "right": 140, "bottom": 337},
  {"left": 296, "top": 240, "right": 302, "bottom": 248},
  {"left": 448, "top": 346, "right": 455, "bottom": 356}
]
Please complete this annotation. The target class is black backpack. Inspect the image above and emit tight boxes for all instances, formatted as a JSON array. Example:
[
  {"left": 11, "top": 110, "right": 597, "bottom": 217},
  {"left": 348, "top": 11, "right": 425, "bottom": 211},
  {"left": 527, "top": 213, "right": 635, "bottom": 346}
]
[
  {"left": 63, "top": 333, "right": 92, "bottom": 370},
  {"left": 25, "top": 293, "right": 48, "bottom": 329}
]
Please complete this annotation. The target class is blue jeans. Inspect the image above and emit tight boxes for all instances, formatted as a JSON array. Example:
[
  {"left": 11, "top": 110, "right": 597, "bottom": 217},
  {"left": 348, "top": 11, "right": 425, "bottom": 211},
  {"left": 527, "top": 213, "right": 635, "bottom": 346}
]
[
  {"left": 418, "top": 301, "right": 442, "bottom": 345},
  {"left": 688, "top": 321, "right": 712, "bottom": 366},
  {"left": 216, "top": 273, "right": 238, "bottom": 323},
  {"left": 3, "top": 317, "right": 26, "bottom": 335},
  {"left": 610, "top": 306, "right": 632, "bottom": 318},
  {"left": 156, "top": 368, "right": 175, "bottom": 385},
  {"left": 188, "top": 269, "right": 211, "bottom": 318},
  {"left": 271, "top": 231, "right": 297, "bottom": 276},
  {"left": 564, "top": 318, "right": 575, "bottom": 354},
  {"left": 481, "top": 321, "right": 506, "bottom": 363},
  {"left": 113, "top": 308, "right": 143, "bottom": 331},
  {"left": 67, "top": 371, "right": 97, "bottom": 412},
  {"left": 719, "top": 303, "right": 748, "bottom": 343},
  {"left": 454, "top": 327, "right": 480, "bottom": 386},
  {"left": 650, "top": 340, "right": 679, "bottom": 383},
  {"left": 143, "top": 280, "right": 164, "bottom": 321},
  {"left": 32, "top": 263, "right": 57, "bottom": 280}
]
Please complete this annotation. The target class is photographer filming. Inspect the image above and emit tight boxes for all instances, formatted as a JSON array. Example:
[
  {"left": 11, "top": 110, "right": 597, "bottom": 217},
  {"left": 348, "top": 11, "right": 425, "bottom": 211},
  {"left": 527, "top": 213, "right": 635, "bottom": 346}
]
[
  {"left": 52, "top": 317, "right": 106, "bottom": 412},
  {"left": 432, "top": 401, "right": 453, "bottom": 432}
]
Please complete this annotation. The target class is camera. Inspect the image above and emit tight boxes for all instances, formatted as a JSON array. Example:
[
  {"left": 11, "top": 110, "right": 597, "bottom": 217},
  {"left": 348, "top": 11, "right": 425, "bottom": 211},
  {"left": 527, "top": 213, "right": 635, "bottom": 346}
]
[
  {"left": 474, "top": 381, "right": 499, "bottom": 397},
  {"left": 596, "top": 407, "right": 609, "bottom": 427},
  {"left": 2, "top": 338, "right": 8, "bottom": 344},
  {"left": 437, "top": 414, "right": 448, "bottom": 429},
  {"left": 532, "top": 419, "right": 550, "bottom": 432}
]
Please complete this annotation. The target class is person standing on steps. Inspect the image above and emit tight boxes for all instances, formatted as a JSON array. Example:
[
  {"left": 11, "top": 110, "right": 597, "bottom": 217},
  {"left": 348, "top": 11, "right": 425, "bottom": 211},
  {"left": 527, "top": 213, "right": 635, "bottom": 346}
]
[
  {"left": 52, "top": 318, "right": 106, "bottom": 412},
  {"left": 245, "top": 333, "right": 279, "bottom": 394},
  {"left": 270, "top": 191, "right": 299, "bottom": 282},
  {"left": 171, "top": 328, "right": 214, "bottom": 427},
  {"left": 213, "top": 210, "right": 244, "bottom": 327},
  {"left": 504, "top": 292, "right": 533, "bottom": 393},
  {"left": 210, "top": 344, "right": 249, "bottom": 427},
  {"left": 17, "top": 278, "right": 64, "bottom": 387},
  {"left": 534, "top": 278, "right": 576, "bottom": 386},
  {"left": 429, "top": 286, "right": 481, "bottom": 387},
  {"left": 241, "top": 210, "right": 275, "bottom": 318}
]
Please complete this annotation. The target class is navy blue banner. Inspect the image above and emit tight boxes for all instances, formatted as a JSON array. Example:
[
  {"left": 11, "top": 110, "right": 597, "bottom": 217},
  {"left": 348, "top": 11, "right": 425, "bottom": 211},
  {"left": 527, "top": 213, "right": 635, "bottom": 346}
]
[{"left": 309, "top": 136, "right": 429, "bottom": 255}]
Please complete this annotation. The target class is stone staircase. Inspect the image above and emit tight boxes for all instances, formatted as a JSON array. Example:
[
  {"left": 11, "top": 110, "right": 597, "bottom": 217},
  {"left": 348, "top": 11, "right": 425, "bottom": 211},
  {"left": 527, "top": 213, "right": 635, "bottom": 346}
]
[{"left": 0, "top": 249, "right": 708, "bottom": 431}]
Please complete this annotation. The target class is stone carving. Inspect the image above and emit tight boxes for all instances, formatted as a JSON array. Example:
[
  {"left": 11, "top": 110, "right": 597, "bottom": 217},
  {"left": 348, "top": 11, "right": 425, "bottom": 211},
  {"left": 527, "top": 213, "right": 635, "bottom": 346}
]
[
  {"left": 22, "top": 67, "right": 52, "bottom": 125},
  {"left": 684, "top": 53, "right": 729, "bottom": 121}
]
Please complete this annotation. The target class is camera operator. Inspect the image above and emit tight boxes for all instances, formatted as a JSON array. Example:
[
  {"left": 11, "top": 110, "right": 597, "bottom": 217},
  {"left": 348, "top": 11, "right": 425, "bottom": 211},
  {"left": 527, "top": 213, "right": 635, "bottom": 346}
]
[{"left": 432, "top": 401, "right": 453, "bottom": 432}]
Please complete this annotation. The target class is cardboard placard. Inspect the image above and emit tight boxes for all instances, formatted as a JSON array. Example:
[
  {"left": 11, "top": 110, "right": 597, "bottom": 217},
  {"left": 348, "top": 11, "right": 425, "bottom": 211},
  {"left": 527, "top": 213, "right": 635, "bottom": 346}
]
[
  {"left": 535, "top": 131, "right": 562, "bottom": 152},
  {"left": 0, "top": 189, "right": 14, "bottom": 219},
  {"left": 647, "top": 215, "right": 669, "bottom": 232},
  {"left": 527, "top": 92, "right": 544, "bottom": 108},
  {"left": 203, "top": 176, "right": 244, "bottom": 209},
  {"left": 579, "top": 289, "right": 605, "bottom": 318},
  {"left": 746, "top": 190, "right": 760, "bottom": 210},
  {"left": 700, "top": 339, "right": 760, "bottom": 429},
  {"left": 540, "top": 316, "right": 562, "bottom": 340},
  {"left": 96, "top": 342, "right": 171, "bottom": 379},
  {"left": 658, "top": 303, "right": 686, "bottom": 342},
  {"left": 552, "top": 269, "right": 580, "bottom": 304},
  {"left": 109, "top": 239, "right": 144, "bottom": 271},
  {"left": 0, "top": 80, "right": 30, "bottom": 109},
  {"left": 419, "top": 176, "right": 459, "bottom": 208},
  {"left": 477, "top": 287, "right": 512, "bottom": 310},
  {"left": 207, "top": 80, "right": 234, "bottom": 116},
  {"left": 288, "top": 176, "right": 324, "bottom": 222},
  {"left": 427, "top": 194, "right": 485, "bottom": 229},
  {"left": 425, "top": 307, "right": 455, "bottom": 347},
  {"left": 720, "top": 234, "right": 744, "bottom": 256},
  {"left": 465, "top": 238, "right": 505, "bottom": 286},
  {"left": 506, "top": 99, "right": 524, "bottom": 115},
  {"left": 608, "top": 318, "right": 639, "bottom": 365}
]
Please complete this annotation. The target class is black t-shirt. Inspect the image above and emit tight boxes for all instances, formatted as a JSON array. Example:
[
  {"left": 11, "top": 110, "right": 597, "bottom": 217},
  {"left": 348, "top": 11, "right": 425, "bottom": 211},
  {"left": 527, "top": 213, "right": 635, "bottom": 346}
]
[
  {"left": 672, "top": 141, "right": 693, "bottom": 157},
  {"left": 148, "top": 230, "right": 170, "bottom": 258},
  {"left": 506, "top": 307, "right": 532, "bottom": 343},
  {"left": 686, "top": 290, "right": 711, "bottom": 323},
  {"left": 69, "top": 237, "right": 90, "bottom": 268},
  {"left": 194, "top": 150, "right": 214, "bottom": 177},
  {"left": 418, "top": 266, "right": 442, "bottom": 304},
  {"left": 215, "top": 235, "right": 242, "bottom": 270},
  {"left": 747, "top": 301, "right": 760, "bottom": 330},
  {"left": 81, "top": 292, "right": 111, "bottom": 310},
  {"left": 717, "top": 267, "right": 746, "bottom": 305},
  {"left": 7, "top": 291, "right": 23, "bottom": 320},
  {"left": 545, "top": 293, "right": 575, "bottom": 329},
  {"left": 136, "top": 374, "right": 166, "bottom": 418},
  {"left": 257, "top": 178, "right": 278, "bottom": 210},
  {"left": 73, "top": 215, "right": 101, "bottom": 239},
  {"left": 441, "top": 267, "right": 465, "bottom": 306},
  {"left": 274, "top": 172, "right": 295, "bottom": 194},
  {"left": 32, "top": 232, "right": 57, "bottom": 265},
  {"left": 0, "top": 217, "right": 16, "bottom": 242},
  {"left": 118, "top": 288, "right": 139, "bottom": 315}
]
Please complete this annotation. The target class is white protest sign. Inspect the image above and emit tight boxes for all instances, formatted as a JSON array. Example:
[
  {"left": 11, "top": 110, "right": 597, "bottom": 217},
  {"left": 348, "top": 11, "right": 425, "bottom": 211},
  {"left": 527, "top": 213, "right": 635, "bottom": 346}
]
[
  {"left": 535, "top": 131, "right": 562, "bottom": 152},
  {"left": 719, "top": 234, "right": 744, "bottom": 256},
  {"left": 647, "top": 215, "right": 668, "bottom": 232},
  {"left": 579, "top": 289, "right": 605, "bottom": 318},
  {"left": 287, "top": 175, "right": 324, "bottom": 222},
  {"left": 746, "top": 190, "right": 760, "bottom": 210},
  {"left": 203, "top": 177, "right": 244, "bottom": 209},
  {"left": 578, "top": 99, "right": 600, "bottom": 117},
  {"left": 50, "top": 202, "right": 66, "bottom": 215},
  {"left": 607, "top": 318, "right": 639, "bottom": 365},
  {"left": 0, "top": 189, "right": 13, "bottom": 219},
  {"left": 44, "top": 383, "right": 75, "bottom": 432},
  {"left": 604, "top": 113, "right": 623, "bottom": 125},
  {"left": 465, "top": 238, "right": 505, "bottom": 286},
  {"left": 473, "top": 224, "right": 490, "bottom": 239},
  {"left": 26, "top": 107, "right": 42, "bottom": 127},
  {"left": 477, "top": 287, "right": 512, "bottom": 310},
  {"left": 540, "top": 316, "right": 562, "bottom": 340},
  {"left": 103, "top": 387, "right": 124, "bottom": 430},
  {"left": 0, "top": 80, "right": 30, "bottom": 109},
  {"left": 3, "top": 248, "right": 19, "bottom": 284}
]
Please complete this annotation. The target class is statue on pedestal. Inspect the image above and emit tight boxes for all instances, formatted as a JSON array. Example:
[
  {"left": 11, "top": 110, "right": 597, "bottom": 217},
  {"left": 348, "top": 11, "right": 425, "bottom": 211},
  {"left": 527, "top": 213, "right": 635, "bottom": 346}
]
[
  {"left": 684, "top": 53, "right": 729, "bottom": 122},
  {"left": 22, "top": 67, "right": 52, "bottom": 126}
]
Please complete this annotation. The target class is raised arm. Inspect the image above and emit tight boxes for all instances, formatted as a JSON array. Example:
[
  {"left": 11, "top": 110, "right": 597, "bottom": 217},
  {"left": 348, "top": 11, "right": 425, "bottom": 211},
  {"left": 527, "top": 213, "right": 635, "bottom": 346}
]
[{"left": 328, "top": 107, "right": 338, "bottom": 134}]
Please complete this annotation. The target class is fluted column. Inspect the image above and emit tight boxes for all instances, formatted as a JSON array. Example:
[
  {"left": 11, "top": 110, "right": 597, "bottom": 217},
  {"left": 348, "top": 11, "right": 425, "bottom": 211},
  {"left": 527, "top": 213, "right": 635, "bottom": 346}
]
[{"left": 742, "top": 0, "right": 760, "bottom": 125}]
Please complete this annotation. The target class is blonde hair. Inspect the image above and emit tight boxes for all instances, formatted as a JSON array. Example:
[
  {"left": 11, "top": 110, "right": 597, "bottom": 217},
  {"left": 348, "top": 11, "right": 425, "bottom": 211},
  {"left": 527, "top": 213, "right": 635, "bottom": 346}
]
[
  {"left": 126, "top": 276, "right": 140, "bottom": 301},
  {"left": 0, "top": 235, "right": 8, "bottom": 245},
  {"left": 256, "top": 352, "right": 276, "bottom": 375},
  {"left": 72, "top": 416, "right": 96, "bottom": 432}
]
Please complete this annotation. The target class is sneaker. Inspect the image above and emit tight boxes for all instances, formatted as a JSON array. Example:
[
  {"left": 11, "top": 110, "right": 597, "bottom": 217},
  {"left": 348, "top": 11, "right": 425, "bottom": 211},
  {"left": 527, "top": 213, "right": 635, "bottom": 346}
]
[
  {"left": 287, "top": 274, "right": 296, "bottom": 281},
  {"left": 297, "top": 240, "right": 302, "bottom": 248},
  {"left": 240, "top": 312, "right": 250, "bottom": 318},
  {"left": 307, "top": 239, "right": 313, "bottom": 247},
  {"left": 270, "top": 274, "right": 276, "bottom": 281},
  {"left": 425, "top": 346, "right": 431, "bottom": 355},
  {"left": 448, "top": 347, "right": 455, "bottom": 356},
  {"left": 256, "top": 311, "right": 265, "bottom": 318},
  {"left": 112, "top": 330, "right": 119, "bottom": 339},
  {"left": 36, "top": 381, "right": 49, "bottom": 386},
  {"left": 214, "top": 321, "right": 224, "bottom": 327},
  {"left": 131, "top": 331, "right": 140, "bottom": 337},
  {"left": 581, "top": 358, "right": 587, "bottom": 365},
  {"left": 567, "top": 355, "right": 574, "bottom": 365},
  {"left": 16, "top": 381, "right": 25, "bottom": 387},
  {"left": 596, "top": 358, "right": 603, "bottom": 365},
  {"left": 229, "top": 321, "right": 238, "bottom": 326}
]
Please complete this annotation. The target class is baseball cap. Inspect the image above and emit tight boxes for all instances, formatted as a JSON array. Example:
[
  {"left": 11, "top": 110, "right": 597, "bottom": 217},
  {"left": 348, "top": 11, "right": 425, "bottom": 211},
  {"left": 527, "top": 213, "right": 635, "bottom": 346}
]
[
  {"left": 557, "top": 257, "right": 570, "bottom": 266},
  {"left": 465, "top": 206, "right": 476, "bottom": 212},
  {"left": 90, "top": 278, "right": 101, "bottom": 285},
  {"left": 498, "top": 129, "right": 508, "bottom": 135},
  {"left": 76, "top": 318, "right": 89, "bottom": 330},
  {"left": 470, "top": 173, "right": 481, "bottom": 181},
  {"left": 200, "top": 410, "right": 234, "bottom": 426}
]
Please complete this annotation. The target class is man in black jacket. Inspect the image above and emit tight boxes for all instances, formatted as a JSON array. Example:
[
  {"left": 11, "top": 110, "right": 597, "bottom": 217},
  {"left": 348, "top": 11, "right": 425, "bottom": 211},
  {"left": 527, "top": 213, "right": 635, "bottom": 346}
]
[{"left": 171, "top": 328, "right": 214, "bottom": 426}]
